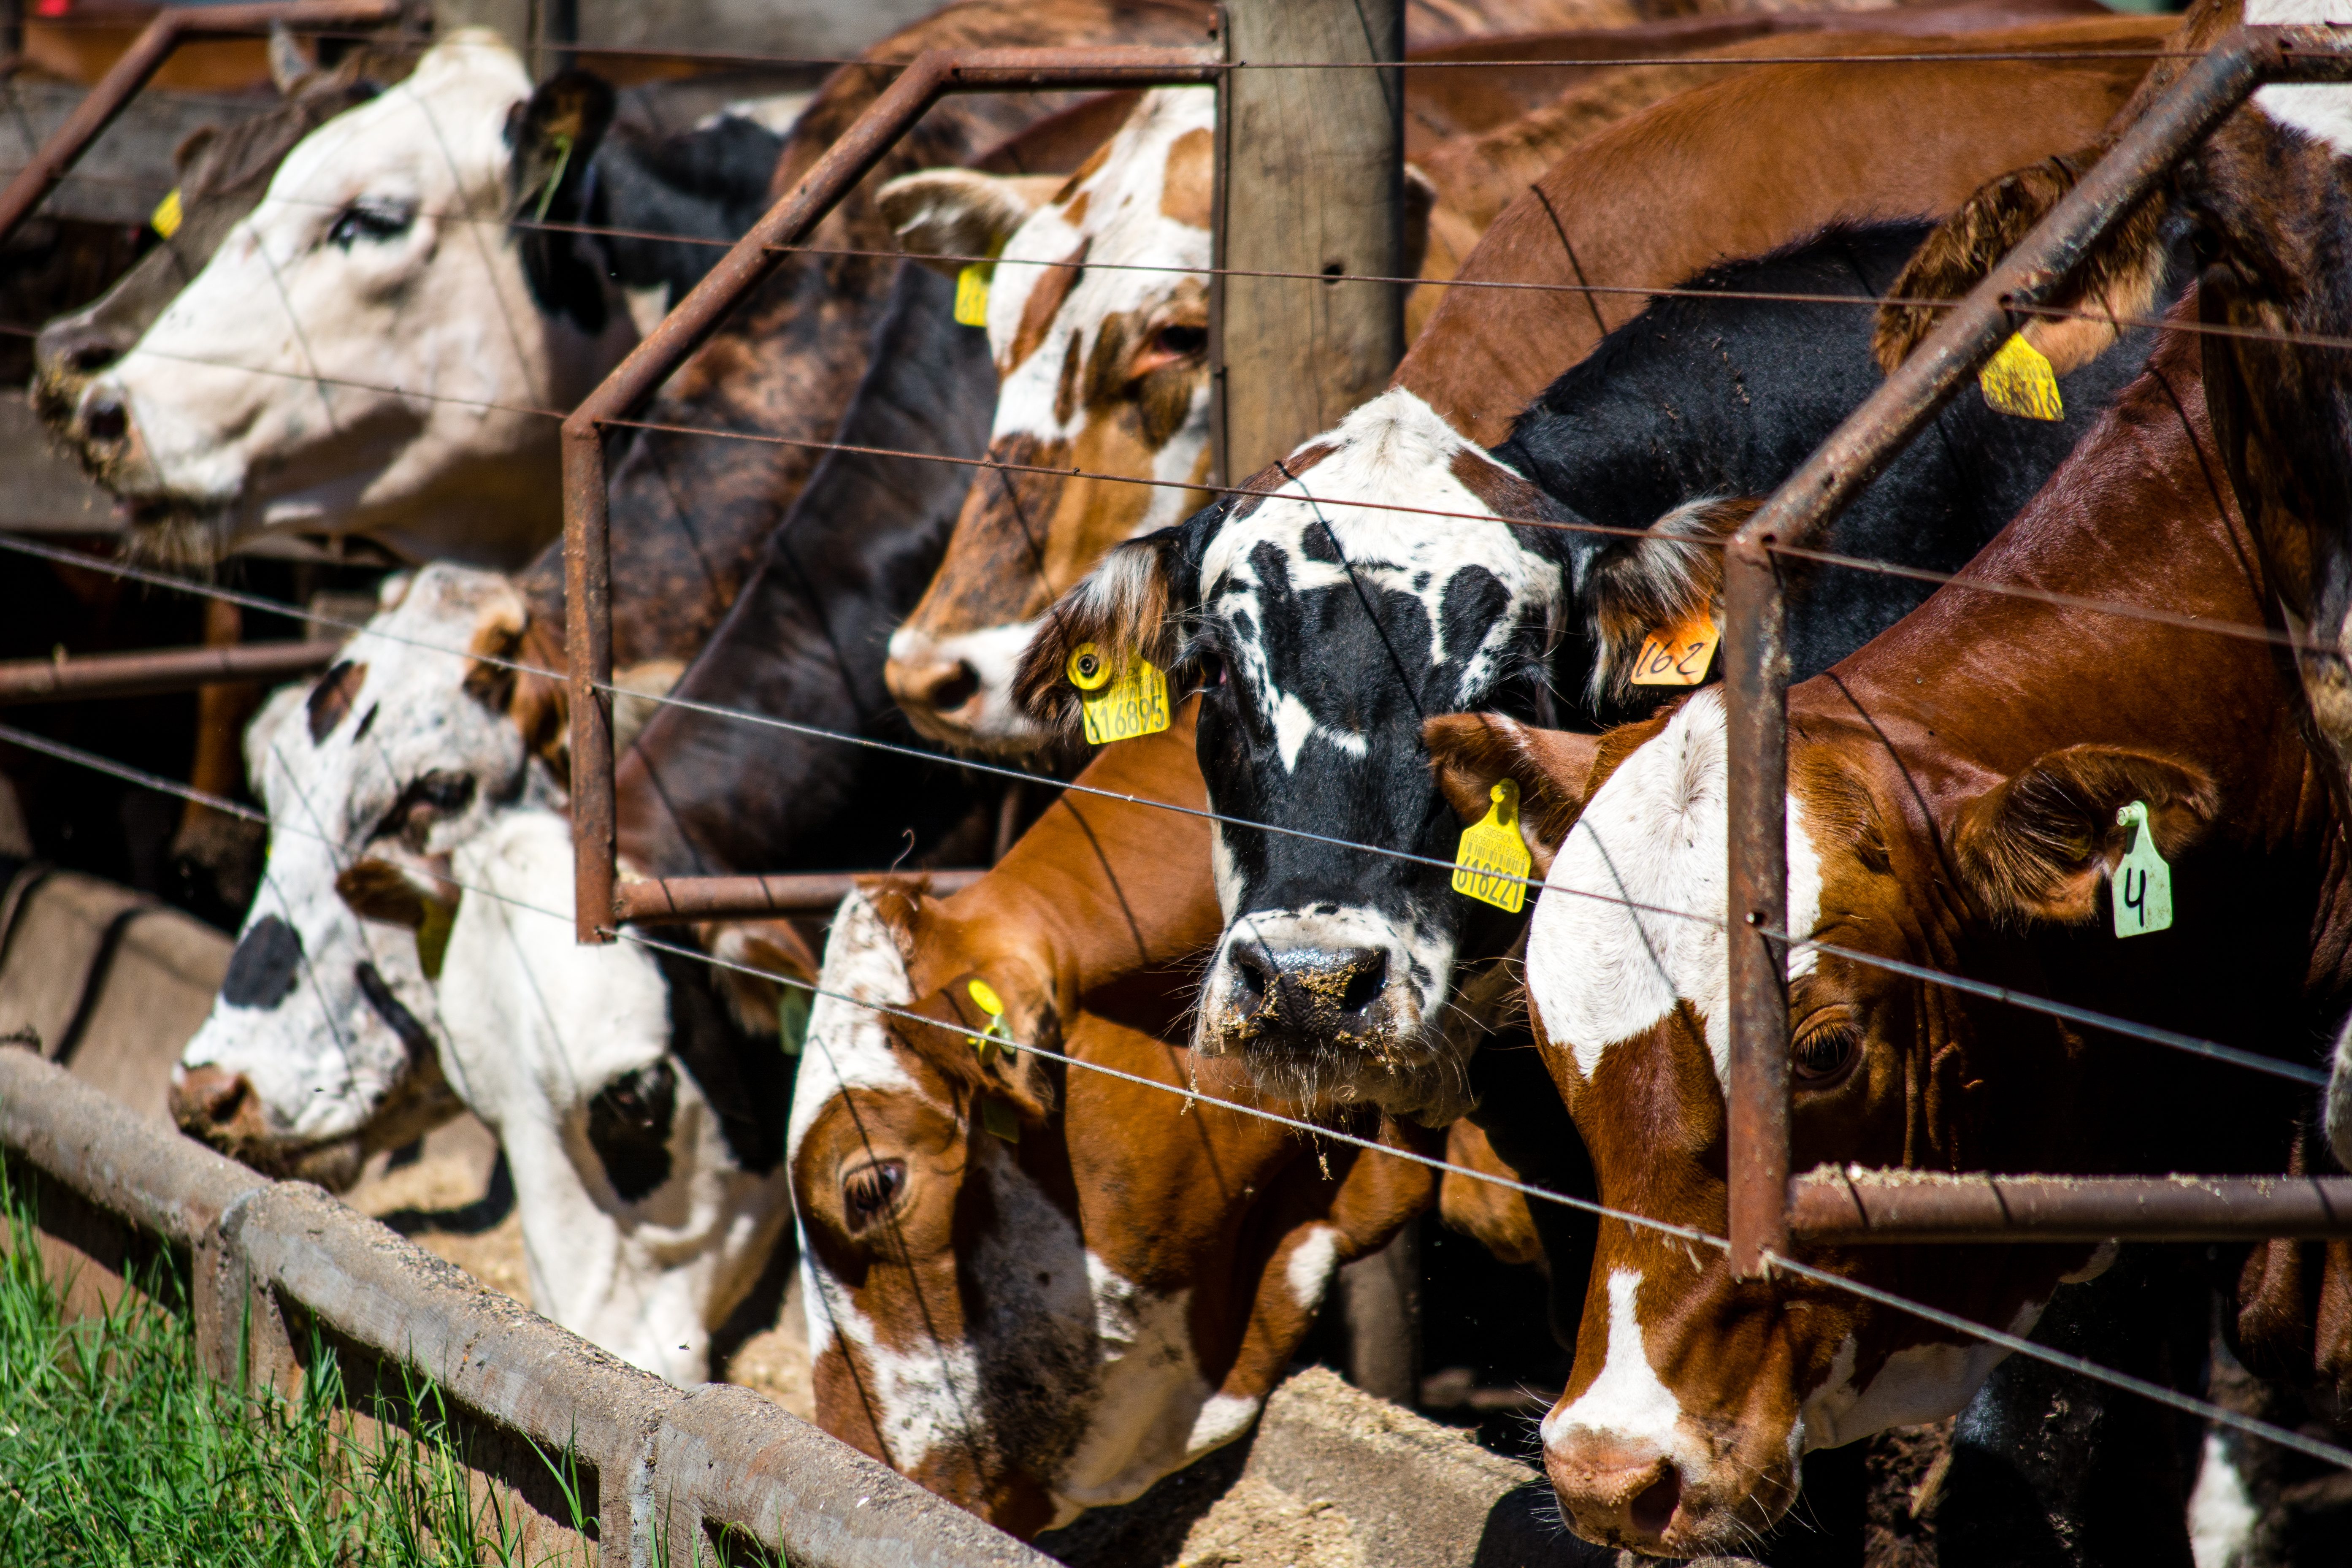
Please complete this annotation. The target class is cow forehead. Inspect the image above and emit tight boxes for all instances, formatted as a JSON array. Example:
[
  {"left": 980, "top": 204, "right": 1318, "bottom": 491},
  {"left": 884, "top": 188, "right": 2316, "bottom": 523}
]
[
  {"left": 1201, "top": 389, "right": 1560, "bottom": 699},
  {"left": 1524, "top": 691, "right": 1825, "bottom": 1092},
  {"left": 789, "top": 890, "right": 923, "bottom": 1159},
  {"left": 987, "top": 88, "right": 1213, "bottom": 425},
  {"left": 263, "top": 31, "right": 525, "bottom": 212}
]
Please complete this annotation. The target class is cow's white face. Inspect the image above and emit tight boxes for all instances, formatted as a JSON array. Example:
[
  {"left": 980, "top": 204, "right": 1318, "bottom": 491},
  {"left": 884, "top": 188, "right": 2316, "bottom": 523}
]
[
  {"left": 882, "top": 87, "right": 1217, "bottom": 753},
  {"left": 72, "top": 29, "right": 633, "bottom": 566}
]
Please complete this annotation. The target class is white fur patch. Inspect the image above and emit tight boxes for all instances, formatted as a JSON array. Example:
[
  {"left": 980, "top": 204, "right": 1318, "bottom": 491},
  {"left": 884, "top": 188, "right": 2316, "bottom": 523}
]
[
  {"left": 2189, "top": 1431, "right": 2257, "bottom": 1568},
  {"left": 1543, "top": 1270, "right": 1684, "bottom": 1457},
  {"left": 789, "top": 890, "right": 923, "bottom": 1161},
  {"left": 1797, "top": 1298, "right": 2041, "bottom": 1452},
  {"left": 1524, "top": 690, "right": 1824, "bottom": 1091},
  {"left": 1285, "top": 1223, "right": 1342, "bottom": 1311},
  {"left": 2249, "top": 0, "right": 2352, "bottom": 155}
]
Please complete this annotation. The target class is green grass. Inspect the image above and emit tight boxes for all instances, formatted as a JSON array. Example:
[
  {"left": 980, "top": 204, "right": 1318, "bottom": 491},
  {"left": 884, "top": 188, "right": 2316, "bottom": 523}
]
[{"left": 0, "top": 1178, "right": 594, "bottom": 1566}]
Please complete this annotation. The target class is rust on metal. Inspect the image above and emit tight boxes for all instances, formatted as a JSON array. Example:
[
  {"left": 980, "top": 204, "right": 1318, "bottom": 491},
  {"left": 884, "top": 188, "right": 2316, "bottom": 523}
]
[
  {"left": 562, "top": 44, "right": 1220, "bottom": 943},
  {"left": 0, "top": 0, "right": 409, "bottom": 249},
  {"left": 616, "top": 869, "right": 986, "bottom": 923},
  {"left": 0, "top": 640, "right": 341, "bottom": 705},
  {"left": 1724, "top": 26, "right": 2352, "bottom": 1264},
  {"left": 1790, "top": 1168, "right": 2352, "bottom": 1243}
]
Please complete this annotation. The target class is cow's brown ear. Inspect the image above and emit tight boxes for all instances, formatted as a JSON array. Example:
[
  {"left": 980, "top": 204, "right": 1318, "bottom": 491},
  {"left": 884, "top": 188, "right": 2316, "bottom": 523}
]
[
  {"left": 699, "top": 919, "right": 819, "bottom": 1040},
  {"left": 894, "top": 971, "right": 1060, "bottom": 1127},
  {"left": 1952, "top": 745, "right": 2217, "bottom": 926},
  {"left": 1011, "top": 536, "right": 1178, "bottom": 738},
  {"left": 1422, "top": 713, "right": 1601, "bottom": 876},
  {"left": 1585, "top": 496, "right": 1754, "bottom": 703},
  {"left": 877, "top": 169, "right": 1062, "bottom": 279}
]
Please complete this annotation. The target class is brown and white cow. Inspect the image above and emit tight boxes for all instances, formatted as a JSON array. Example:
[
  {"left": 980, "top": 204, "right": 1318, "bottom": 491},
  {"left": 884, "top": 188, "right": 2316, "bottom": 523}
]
[
  {"left": 1427, "top": 327, "right": 2352, "bottom": 1555},
  {"left": 791, "top": 707, "right": 1436, "bottom": 1535},
  {"left": 876, "top": 11, "right": 2173, "bottom": 759}
]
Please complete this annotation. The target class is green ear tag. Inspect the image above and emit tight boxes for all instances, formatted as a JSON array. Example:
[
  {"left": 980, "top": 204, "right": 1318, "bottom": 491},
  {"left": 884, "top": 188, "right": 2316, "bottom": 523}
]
[
  {"left": 980, "top": 1095, "right": 1020, "bottom": 1143},
  {"left": 2111, "top": 800, "right": 2173, "bottom": 938},
  {"left": 1453, "top": 779, "right": 1533, "bottom": 914},
  {"left": 954, "top": 263, "right": 992, "bottom": 327},
  {"left": 415, "top": 899, "right": 455, "bottom": 981},
  {"left": 776, "top": 987, "right": 810, "bottom": 1056}
]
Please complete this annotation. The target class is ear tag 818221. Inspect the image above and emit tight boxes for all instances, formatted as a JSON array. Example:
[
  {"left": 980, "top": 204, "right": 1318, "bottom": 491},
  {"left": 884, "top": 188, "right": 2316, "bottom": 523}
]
[
  {"left": 1068, "top": 642, "right": 1171, "bottom": 745},
  {"left": 2111, "top": 800, "right": 2173, "bottom": 938},
  {"left": 1453, "top": 779, "right": 1533, "bottom": 914},
  {"left": 1980, "top": 334, "right": 2065, "bottom": 422},
  {"left": 1629, "top": 608, "right": 1721, "bottom": 687}
]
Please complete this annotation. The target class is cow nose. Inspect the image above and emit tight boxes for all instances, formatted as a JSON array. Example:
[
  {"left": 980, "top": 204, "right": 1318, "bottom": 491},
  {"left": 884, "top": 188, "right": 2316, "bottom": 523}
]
[
  {"left": 171, "top": 1064, "right": 255, "bottom": 1140},
  {"left": 1548, "top": 1439, "right": 1683, "bottom": 1547},
  {"left": 80, "top": 393, "right": 128, "bottom": 444},
  {"left": 1234, "top": 943, "right": 1389, "bottom": 1030},
  {"left": 885, "top": 652, "right": 981, "bottom": 718}
]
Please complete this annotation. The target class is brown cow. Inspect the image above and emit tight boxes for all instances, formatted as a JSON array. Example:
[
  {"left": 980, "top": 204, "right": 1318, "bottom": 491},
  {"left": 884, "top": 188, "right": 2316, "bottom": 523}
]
[
  {"left": 879, "top": 12, "right": 2173, "bottom": 758},
  {"left": 789, "top": 707, "right": 1435, "bottom": 1536},
  {"left": 1424, "top": 326, "right": 2352, "bottom": 1555}
]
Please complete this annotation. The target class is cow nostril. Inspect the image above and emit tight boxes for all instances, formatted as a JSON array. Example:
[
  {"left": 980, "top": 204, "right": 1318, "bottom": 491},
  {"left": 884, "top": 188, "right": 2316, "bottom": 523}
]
[
  {"left": 1336, "top": 948, "right": 1388, "bottom": 1016},
  {"left": 1629, "top": 1466, "right": 1681, "bottom": 1539},
  {"left": 1230, "top": 946, "right": 1272, "bottom": 1011},
  {"left": 171, "top": 1067, "right": 251, "bottom": 1134},
  {"left": 922, "top": 661, "right": 980, "bottom": 712},
  {"left": 81, "top": 395, "right": 127, "bottom": 443},
  {"left": 70, "top": 342, "right": 119, "bottom": 374}
]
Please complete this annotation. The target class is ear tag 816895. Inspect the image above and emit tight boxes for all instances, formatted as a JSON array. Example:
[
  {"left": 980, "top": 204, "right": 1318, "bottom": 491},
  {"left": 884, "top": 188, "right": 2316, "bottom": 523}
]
[
  {"left": 1629, "top": 608, "right": 1721, "bottom": 687},
  {"left": 2111, "top": 800, "right": 2173, "bottom": 938},
  {"left": 1453, "top": 779, "right": 1533, "bottom": 914},
  {"left": 1068, "top": 642, "right": 1170, "bottom": 745},
  {"left": 1980, "top": 334, "right": 2065, "bottom": 422}
]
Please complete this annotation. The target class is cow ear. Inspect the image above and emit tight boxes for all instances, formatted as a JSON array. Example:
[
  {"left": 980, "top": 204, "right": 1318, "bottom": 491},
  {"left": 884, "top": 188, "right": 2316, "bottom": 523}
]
[
  {"left": 267, "top": 22, "right": 317, "bottom": 95},
  {"left": 506, "top": 70, "right": 617, "bottom": 330},
  {"left": 460, "top": 583, "right": 528, "bottom": 715},
  {"left": 1423, "top": 713, "right": 1600, "bottom": 876},
  {"left": 896, "top": 971, "right": 1061, "bottom": 1128},
  {"left": 879, "top": 169, "right": 1063, "bottom": 279},
  {"left": 1952, "top": 745, "right": 2217, "bottom": 926},
  {"left": 1583, "top": 496, "right": 1755, "bottom": 704},
  {"left": 1011, "top": 530, "right": 1183, "bottom": 739},
  {"left": 700, "top": 919, "right": 819, "bottom": 1040}
]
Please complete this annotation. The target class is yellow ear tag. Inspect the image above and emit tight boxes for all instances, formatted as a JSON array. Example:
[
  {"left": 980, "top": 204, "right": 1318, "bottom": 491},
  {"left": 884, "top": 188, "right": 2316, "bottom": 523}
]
[
  {"left": 1629, "top": 607, "right": 1721, "bottom": 688},
  {"left": 966, "top": 978, "right": 1015, "bottom": 1064},
  {"left": 1068, "top": 642, "right": 1171, "bottom": 745},
  {"left": 2111, "top": 800, "right": 2173, "bottom": 939},
  {"left": 1980, "top": 334, "right": 2065, "bottom": 422},
  {"left": 1453, "top": 778, "right": 1533, "bottom": 914},
  {"left": 954, "top": 263, "right": 992, "bottom": 327},
  {"left": 150, "top": 187, "right": 183, "bottom": 239}
]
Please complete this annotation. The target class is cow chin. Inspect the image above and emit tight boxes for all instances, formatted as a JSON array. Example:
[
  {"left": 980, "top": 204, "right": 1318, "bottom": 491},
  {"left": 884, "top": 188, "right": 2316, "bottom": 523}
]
[
  {"left": 1194, "top": 907, "right": 1472, "bottom": 1121},
  {"left": 1543, "top": 1406, "right": 1799, "bottom": 1558}
]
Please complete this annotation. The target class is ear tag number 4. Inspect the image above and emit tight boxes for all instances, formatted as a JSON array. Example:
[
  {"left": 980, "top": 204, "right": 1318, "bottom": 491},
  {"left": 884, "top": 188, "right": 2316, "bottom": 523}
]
[
  {"left": 1630, "top": 608, "right": 1721, "bottom": 688},
  {"left": 2112, "top": 800, "right": 2173, "bottom": 939},
  {"left": 1453, "top": 779, "right": 1533, "bottom": 914},
  {"left": 1068, "top": 642, "right": 1170, "bottom": 745},
  {"left": 966, "top": 979, "right": 1020, "bottom": 1142}
]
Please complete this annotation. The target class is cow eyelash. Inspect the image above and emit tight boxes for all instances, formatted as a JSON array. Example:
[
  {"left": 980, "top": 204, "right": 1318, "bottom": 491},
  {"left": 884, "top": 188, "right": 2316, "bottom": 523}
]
[
  {"left": 1792, "top": 1021, "right": 1862, "bottom": 1084},
  {"left": 326, "top": 199, "right": 414, "bottom": 249},
  {"left": 842, "top": 1159, "right": 906, "bottom": 1231}
]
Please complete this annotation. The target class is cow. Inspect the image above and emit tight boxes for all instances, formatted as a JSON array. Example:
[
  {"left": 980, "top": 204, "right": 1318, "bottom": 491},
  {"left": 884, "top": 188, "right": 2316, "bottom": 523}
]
[
  {"left": 166, "top": 0, "right": 1221, "bottom": 1383},
  {"left": 41, "top": 28, "right": 790, "bottom": 568},
  {"left": 1008, "top": 219, "right": 2180, "bottom": 1124},
  {"left": 1422, "top": 324, "right": 2351, "bottom": 1558},
  {"left": 790, "top": 709, "right": 1438, "bottom": 1536},
  {"left": 877, "top": 11, "right": 2172, "bottom": 760}
]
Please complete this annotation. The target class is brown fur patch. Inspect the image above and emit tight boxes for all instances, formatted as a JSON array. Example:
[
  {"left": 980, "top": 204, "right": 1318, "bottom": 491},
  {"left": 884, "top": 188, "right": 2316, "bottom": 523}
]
[
  {"left": 1448, "top": 448, "right": 1548, "bottom": 521},
  {"left": 1951, "top": 745, "right": 2217, "bottom": 925},
  {"left": 1423, "top": 712, "right": 1603, "bottom": 873},
  {"left": 305, "top": 660, "right": 368, "bottom": 744},
  {"left": 1009, "top": 238, "right": 1090, "bottom": 372},
  {"left": 1159, "top": 126, "right": 1213, "bottom": 230},
  {"left": 1439, "top": 1120, "right": 1540, "bottom": 1266},
  {"left": 460, "top": 588, "right": 528, "bottom": 715},
  {"left": 1585, "top": 496, "right": 1755, "bottom": 702}
]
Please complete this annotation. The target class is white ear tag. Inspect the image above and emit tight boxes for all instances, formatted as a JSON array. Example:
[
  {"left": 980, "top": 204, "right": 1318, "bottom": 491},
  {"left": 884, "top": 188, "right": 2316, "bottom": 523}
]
[{"left": 2111, "top": 800, "right": 2173, "bottom": 938}]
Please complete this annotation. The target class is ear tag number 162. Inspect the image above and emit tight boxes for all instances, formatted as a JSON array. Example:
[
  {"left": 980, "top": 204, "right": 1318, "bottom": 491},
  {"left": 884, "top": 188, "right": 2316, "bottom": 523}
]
[
  {"left": 1068, "top": 642, "right": 1170, "bottom": 745},
  {"left": 2111, "top": 800, "right": 2173, "bottom": 938},
  {"left": 1453, "top": 779, "right": 1533, "bottom": 914}
]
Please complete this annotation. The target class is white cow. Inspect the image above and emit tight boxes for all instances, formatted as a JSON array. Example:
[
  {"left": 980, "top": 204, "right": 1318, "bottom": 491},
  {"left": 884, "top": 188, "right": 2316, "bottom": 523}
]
[
  {"left": 176, "top": 565, "right": 800, "bottom": 1382},
  {"left": 67, "top": 31, "right": 633, "bottom": 566}
]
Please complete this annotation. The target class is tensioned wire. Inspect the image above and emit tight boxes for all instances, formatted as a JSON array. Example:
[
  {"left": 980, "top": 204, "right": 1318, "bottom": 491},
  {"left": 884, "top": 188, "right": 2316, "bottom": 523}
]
[
  {"left": 5, "top": 708, "right": 2346, "bottom": 1476},
  {"left": 0, "top": 524, "right": 2331, "bottom": 1100}
]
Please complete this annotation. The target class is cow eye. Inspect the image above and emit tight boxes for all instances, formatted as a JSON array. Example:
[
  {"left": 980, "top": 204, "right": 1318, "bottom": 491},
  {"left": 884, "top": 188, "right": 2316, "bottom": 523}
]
[
  {"left": 1792, "top": 1024, "right": 1860, "bottom": 1083},
  {"left": 327, "top": 199, "right": 414, "bottom": 249},
  {"left": 842, "top": 1159, "right": 906, "bottom": 1231},
  {"left": 1193, "top": 650, "right": 1227, "bottom": 691},
  {"left": 1151, "top": 324, "right": 1207, "bottom": 360}
]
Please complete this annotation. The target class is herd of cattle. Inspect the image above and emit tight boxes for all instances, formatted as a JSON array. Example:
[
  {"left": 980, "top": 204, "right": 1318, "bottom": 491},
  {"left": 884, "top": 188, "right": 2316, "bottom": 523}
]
[{"left": 23, "top": 0, "right": 2352, "bottom": 1557}]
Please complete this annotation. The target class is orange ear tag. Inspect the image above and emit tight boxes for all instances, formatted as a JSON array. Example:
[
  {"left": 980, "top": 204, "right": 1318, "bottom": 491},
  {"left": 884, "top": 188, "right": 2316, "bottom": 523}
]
[
  {"left": 1068, "top": 642, "right": 1170, "bottom": 745},
  {"left": 1453, "top": 779, "right": 1533, "bottom": 914},
  {"left": 1629, "top": 609, "right": 1721, "bottom": 688}
]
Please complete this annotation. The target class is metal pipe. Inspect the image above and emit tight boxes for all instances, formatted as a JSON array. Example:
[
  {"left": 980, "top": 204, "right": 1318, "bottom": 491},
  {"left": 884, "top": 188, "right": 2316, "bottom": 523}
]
[
  {"left": 561, "top": 45, "right": 1219, "bottom": 943},
  {"left": 1790, "top": 1169, "right": 2352, "bottom": 1243},
  {"left": 1721, "top": 25, "right": 2352, "bottom": 1274},
  {"left": 0, "top": 0, "right": 406, "bottom": 248},
  {"left": 615, "top": 870, "right": 986, "bottom": 924},
  {"left": 0, "top": 639, "right": 341, "bottom": 704}
]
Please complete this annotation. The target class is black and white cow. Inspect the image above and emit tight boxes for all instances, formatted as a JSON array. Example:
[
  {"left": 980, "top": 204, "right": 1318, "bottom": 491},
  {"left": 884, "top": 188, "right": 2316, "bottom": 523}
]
[{"left": 1015, "top": 219, "right": 2185, "bottom": 1121}]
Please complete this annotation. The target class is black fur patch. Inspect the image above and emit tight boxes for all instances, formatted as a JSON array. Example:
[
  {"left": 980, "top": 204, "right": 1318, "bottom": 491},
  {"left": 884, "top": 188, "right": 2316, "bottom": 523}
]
[
  {"left": 221, "top": 915, "right": 303, "bottom": 1009},
  {"left": 587, "top": 1059, "right": 676, "bottom": 1202}
]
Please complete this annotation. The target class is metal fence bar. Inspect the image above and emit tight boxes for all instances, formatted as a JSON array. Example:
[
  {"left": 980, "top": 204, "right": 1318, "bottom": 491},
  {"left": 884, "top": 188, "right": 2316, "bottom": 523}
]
[
  {"left": 561, "top": 43, "right": 1223, "bottom": 945},
  {"left": 1723, "top": 23, "right": 2352, "bottom": 1276},
  {"left": 1789, "top": 1169, "right": 2352, "bottom": 1243},
  {"left": 0, "top": 639, "right": 343, "bottom": 704},
  {"left": 613, "top": 869, "right": 986, "bottom": 923},
  {"left": 0, "top": 0, "right": 408, "bottom": 249}
]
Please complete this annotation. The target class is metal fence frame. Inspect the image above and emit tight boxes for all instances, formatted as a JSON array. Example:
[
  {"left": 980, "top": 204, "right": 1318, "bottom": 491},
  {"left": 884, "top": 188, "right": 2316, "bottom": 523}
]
[{"left": 1724, "top": 22, "right": 2352, "bottom": 1273}]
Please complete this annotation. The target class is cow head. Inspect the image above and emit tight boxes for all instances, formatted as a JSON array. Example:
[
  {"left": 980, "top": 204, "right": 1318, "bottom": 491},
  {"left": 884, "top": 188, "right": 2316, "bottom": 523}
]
[
  {"left": 57, "top": 30, "right": 635, "bottom": 567},
  {"left": 877, "top": 88, "right": 1219, "bottom": 755},
  {"left": 1429, "top": 691, "right": 2227, "bottom": 1553},
  {"left": 1013, "top": 388, "right": 1568, "bottom": 1121},
  {"left": 791, "top": 886, "right": 1429, "bottom": 1536}
]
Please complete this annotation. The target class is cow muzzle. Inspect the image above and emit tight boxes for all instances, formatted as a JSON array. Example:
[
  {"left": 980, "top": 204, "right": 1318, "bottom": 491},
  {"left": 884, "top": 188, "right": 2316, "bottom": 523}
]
[
  {"left": 170, "top": 1062, "right": 368, "bottom": 1189},
  {"left": 1542, "top": 1411, "right": 1793, "bottom": 1556}
]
